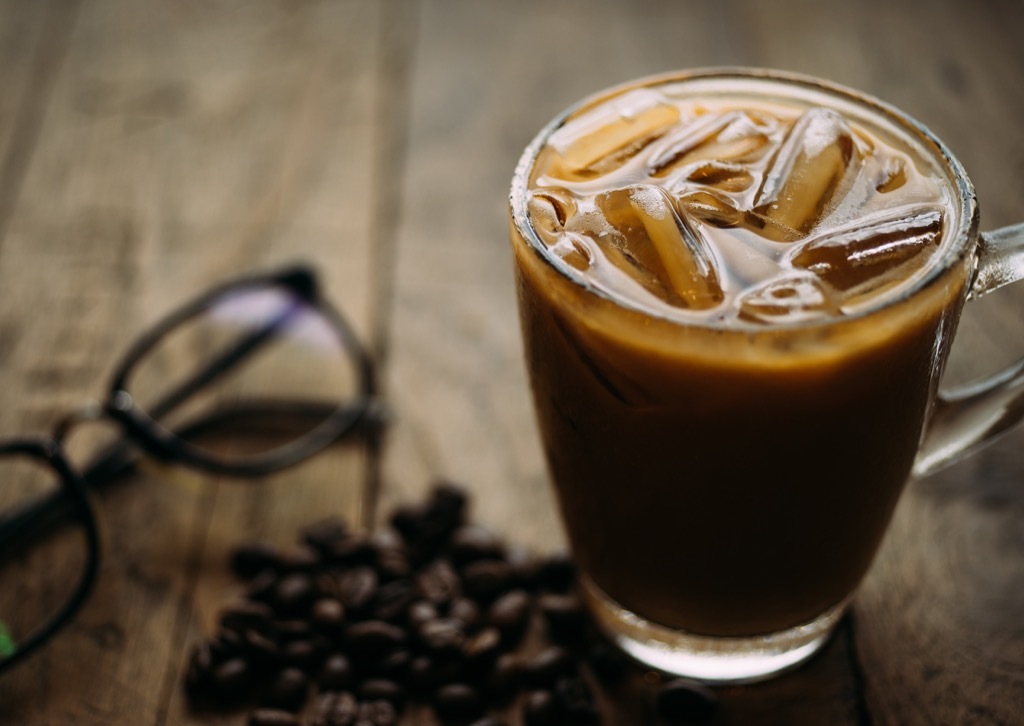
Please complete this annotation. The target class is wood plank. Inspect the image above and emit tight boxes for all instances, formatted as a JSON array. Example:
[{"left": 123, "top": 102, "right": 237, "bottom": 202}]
[{"left": 0, "top": 1, "right": 383, "bottom": 723}]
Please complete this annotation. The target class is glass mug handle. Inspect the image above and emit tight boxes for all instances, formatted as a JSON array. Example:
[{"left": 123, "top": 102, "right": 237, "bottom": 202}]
[{"left": 915, "top": 222, "right": 1024, "bottom": 477}]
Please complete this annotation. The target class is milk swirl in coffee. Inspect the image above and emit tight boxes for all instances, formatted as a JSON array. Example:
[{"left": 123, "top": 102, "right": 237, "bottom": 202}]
[{"left": 526, "top": 85, "right": 950, "bottom": 326}]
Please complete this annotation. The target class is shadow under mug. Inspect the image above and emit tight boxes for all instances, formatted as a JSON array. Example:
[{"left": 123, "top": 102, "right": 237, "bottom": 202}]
[{"left": 508, "top": 68, "right": 1024, "bottom": 683}]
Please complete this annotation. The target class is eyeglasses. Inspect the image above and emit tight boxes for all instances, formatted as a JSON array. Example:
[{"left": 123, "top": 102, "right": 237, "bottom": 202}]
[{"left": 0, "top": 265, "right": 384, "bottom": 674}]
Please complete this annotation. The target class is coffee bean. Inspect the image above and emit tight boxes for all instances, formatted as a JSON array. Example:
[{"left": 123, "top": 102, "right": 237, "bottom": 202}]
[
  {"left": 263, "top": 667, "right": 309, "bottom": 711},
  {"left": 231, "top": 540, "right": 282, "bottom": 579},
  {"left": 416, "top": 559, "right": 462, "bottom": 606},
  {"left": 358, "top": 699, "right": 399, "bottom": 726},
  {"left": 275, "top": 573, "right": 316, "bottom": 615},
  {"left": 433, "top": 682, "right": 484, "bottom": 723},
  {"left": 358, "top": 678, "right": 405, "bottom": 709},
  {"left": 275, "top": 544, "right": 322, "bottom": 572},
  {"left": 328, "top": 534, "right": 376, "bottom": 567},
  {"left": 282, "top": 638, "right": 322, "bottom": 672},
  {"left": 450, "top": 524, "right": 505, "bottom": 564},
  {"left": 347, "top": 620, "right": 407, "bottom": 658},
  {"left": 463, "top": 627, "right": 502, "bottom": 669},
  {"left": 586, "top": 639, "right": 629, "bottom": 684},
  {"left": 468, "top": 718, "right": 508, "bottom": 726},
  {"left": 363, "top": 647, "right": 412, "bottom": 682},
  {"left": 417, "top": 617, "right": 467, "bottom": 657},
  {"left": 553, "top": 676, "right": 600, "bottom": 724},
  {"left": 447, "top": 597, "right": 482, "bottom": 630},
  {"left": 220, "top": 600, "right": 275, "bottom": 635},
  {"left": 301, "top": 517, "right": 350, "bottom": 553},
  {"left": 535, "top": 552, "right": 576, "bottom": 592},
  {"left": 211, "top": 657, "right": 251, "bottom": 700},
  {"left": 487, "top": 590, "right": 531, "bottom": 645},
  {"left": 407, "top": 600, "right": 439, "bottom": 630},
  {"left": 655, "top": 678, "right": 718, "bottom": 724},
  {"left": 275, "top": 619, "right": 314, "bottom": 641},
  {"left": 462, "top": 559, "right": 513, "bottom": 603},
  {"left": 524, "top": 647, "right": 575, "bottom": 688},
  {"left": 372, "top": 579, "right": 417, "bottom": 622},
  {"left": 538, "top": 593, "right": 587, "bottom": 646},
  {"left": 318, "top": 653, "right": 354, "bottom": 691},
  {"left": 250, "top": 708, "right": 301, "bottom": 726},
  {"left": 327, "top": 566, "right": 379, "bottom": 613},
  {"left": 522, "top": 689, "right": 559, "bottom": 726},
  {"left": 184, "top": 642, "right": 214, "bottom": 698},
  {"left": 504, "top": 544, "right": 539, "bottom": 590},
  {"left": 311, "top": 598, "right": 346, "bottom": 636},
  {"left": 210, "top": 627, "right": 246, "bottom": 663},
  {"left": 311, "top": 690, "right": 359, "bottom": 726},
  {"left": 245, "top": 570, "right": 282, "bottom": 604},
  {"left": 484, "top": 653, "right": 524, "bottom": 703}
]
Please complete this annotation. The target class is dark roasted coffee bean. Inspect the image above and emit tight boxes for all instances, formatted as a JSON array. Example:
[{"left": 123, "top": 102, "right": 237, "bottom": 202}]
[
  {"left": 358, "top": 678, "right": 405, "bottom": 709},
  {"left": 275, "top": 573, "right": 316, "bottom": 616},
  {"left": 220, "top": 600, "right": 275, "bottom": 635},
  {"left": 462, "top": 559, "right": 513, "bottom": 603},
  {"left": 311, "top": 690, "right": 359, "bottom": 726},
  {"left": 242, "top": 629, "right": 283, "bottom": 671},
  {"left": 328, "top": 535, "right": 376, "bottom": 566},
  {"left": 210, "top": 657, "right": 251, "bottom": 700},
  {"left": 429, "top": 482, "right": 469, "bottom": 523},
  {"left": 417, "top": 617, "right": 467, "bottom": 657},
  {"left": 450, "top": 524, "right": 505, "bottom": 564},
  {"left": 483, "top": 653, "right": 523, "bottom": 703},
  {"left": 407, "top": 600, "right": 439, "bottom": 630},
  {"left": 522, "top": 689, "right": 559, "bottom": 726},
  {"left": 416, "top": 559, "right": 461, "bottom": 606},
  {"left": 250, "top": 708, "right": 301, "bottom": 726},
  {"left": 184, "top": 642, "right": 214, "bottom": 698},
  {"left": 275, "top": 544, "right": 322, "bottom": 572},
  {"left": 409, "top": 654, "right": 463, "bottom": 694},
  {"left": 524, "top": 646, "right": 575, "bottom": 688},
  {"left": 263, "top": 667, "right": 309, "bottom": 711},
  {"left": 282, "top": 638, "right": 322, "bottom": 672},
  {"left": 375, "top": 546, "right": 412, "bottom": 581},
  {"left": 535, "top": 552, "right": 576, "bottom": 593},
  {"left": 365, "top": 647, "right": 412, "bottom": 681},
  {"left": 447, "top": 597, "right": 481, "bottom": 631},
  {"left": 462, "top": 627, "right": 502, "bottom": 669},
  {"left": 372, "top": 579, "right": 416, "bottom": 622},
  {"left": 487, "top": 589, "right": 531, "bottom": 645},
  {"left": 231, "top": 540, "right": 282, "bottom": 579},
  {"left": 468, "top": 719, "right": 508, "bottom": 726},
  {"left": 504, "top": 544, "right": 539, "bottom": 590},
  {"left": 312, "top": 598, "right": 346, "bottom": 637},
  {"left": 358, "top": 699, "right": 399, "bottom": 726},
  {"left": 333, "top": 566, "right": 379, "bottom": 613},
  {"left": 433, "top": 682, "right": 484, "bottom": 723},
  {"left": 538, "top": 593, "right": 587, "bottom": 646},
  {"left": 302, "top": 517, "right": 351, "bottom": 553},
  {"left": 210, "top": 627, "right": 246, "bottom": 662},
  {"left": 553, "top": 676, "right": 600, "bottom": 724},
  {"left": 319, "top": 653, "right": 354, "bottom": 691},
  {"left": 246, "top": 570, "right": 282, "bottom": 604},
  {"left": 655, "top": 678, "right": 718, "bottom": 724},
  {"left": 347, "top": 620, "right": 406, "bottom": 658},
  {"left": 276, "top": 619, "right": 314, "bottom": 641}
]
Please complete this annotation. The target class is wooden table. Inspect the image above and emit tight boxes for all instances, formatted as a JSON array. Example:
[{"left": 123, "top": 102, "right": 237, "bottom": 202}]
[{"left": 1, "top": 0, "right": 1022, "bottom": 723}]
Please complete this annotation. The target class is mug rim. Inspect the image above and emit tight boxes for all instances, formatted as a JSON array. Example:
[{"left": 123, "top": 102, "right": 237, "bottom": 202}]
[{"left": 509, "top": 66, "right": 981, "bottom": 332}]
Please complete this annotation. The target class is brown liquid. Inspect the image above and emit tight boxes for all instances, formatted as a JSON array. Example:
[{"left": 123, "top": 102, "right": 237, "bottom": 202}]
[{"left": 511, "top": 76, "right": 970, "bottom": 637}]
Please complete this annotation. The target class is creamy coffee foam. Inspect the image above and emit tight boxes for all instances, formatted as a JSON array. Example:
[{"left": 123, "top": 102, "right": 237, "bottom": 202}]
[{"left": 526, "top": 82, "right": 951, "bottom": 327}]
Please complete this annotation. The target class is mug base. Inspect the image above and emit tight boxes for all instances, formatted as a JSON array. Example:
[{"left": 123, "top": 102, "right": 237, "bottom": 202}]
[{"left": 580, "top": 578, "right": 847, "bottom": 684}]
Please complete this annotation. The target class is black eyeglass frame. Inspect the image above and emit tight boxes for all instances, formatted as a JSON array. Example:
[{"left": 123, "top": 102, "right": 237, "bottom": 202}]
[{"left": 0, "top": 264, "right": 381, "bottom": 674}]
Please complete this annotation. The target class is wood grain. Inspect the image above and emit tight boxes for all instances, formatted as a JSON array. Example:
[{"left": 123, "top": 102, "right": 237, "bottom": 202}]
[{"left": 0, "top": 0, "right": 1021, "bottom": 724}]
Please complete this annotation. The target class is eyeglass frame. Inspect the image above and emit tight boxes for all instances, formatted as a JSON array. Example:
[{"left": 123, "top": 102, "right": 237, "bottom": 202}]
[{"left": 0, "top": 263, "right": 384, "bottom": 674}]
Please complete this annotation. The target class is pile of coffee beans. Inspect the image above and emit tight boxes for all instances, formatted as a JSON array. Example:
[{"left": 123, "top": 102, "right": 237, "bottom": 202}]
[{"left": 183, "top": 481, "right": 717, "bottom": 725}]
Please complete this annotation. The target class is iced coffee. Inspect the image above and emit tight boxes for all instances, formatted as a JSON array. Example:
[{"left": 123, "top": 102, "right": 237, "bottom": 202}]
[{"left": 510, "top": 71, "right": 972, "bottom": 677}]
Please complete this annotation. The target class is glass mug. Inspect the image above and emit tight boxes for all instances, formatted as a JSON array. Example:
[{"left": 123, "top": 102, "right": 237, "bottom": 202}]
[{"left": 507, "top": 68, "right": 1024, "bottom": 683}]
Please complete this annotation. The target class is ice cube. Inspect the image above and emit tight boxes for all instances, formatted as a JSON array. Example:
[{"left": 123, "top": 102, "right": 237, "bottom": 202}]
[
  {"left": 528, "top": 189, "right": 576, "bottom": 245},
  {"left": 788, "top": 204, "right": 944, "bottom": 293},
  {"left": 754, "top": 107, "right": 861, "bottom": 235},
  {"left": 737, "top": 273, "right": 839, "bottom": 324},
  {"left": 546, "top": 88, "right": 680, "bottom": 177},
  {"left": 686, "top": 162, "right": 755, "bottom": 192},
  {"left": 650, "top": 111, "right": 773, "bottom": 177},
  {"left": 597, "top": 185, "right": 723, "bottom": 309}
]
